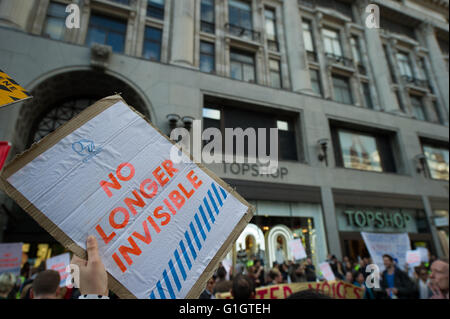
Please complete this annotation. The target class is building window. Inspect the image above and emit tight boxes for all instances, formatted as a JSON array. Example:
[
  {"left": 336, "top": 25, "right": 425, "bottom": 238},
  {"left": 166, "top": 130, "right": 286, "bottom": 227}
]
[
  {"left": 147, "top": 0, "right": 165, "bottom": 20},
  {"left": 110, "top": 0, "right": 130, "bottom": 5},
  {"left": 323, "top": 28, "right": 342, "bottom": 57},
  {"left": 332, "top": 75, "right": 352, "bottom": 105},
  {"left": 362, "top": 82, "right": 373, "bottom": 110},
  {"left": 203, "top": 97, "right": 299, "bottom": 162},
  {"left": 269, "top": 59, "right": 281, "bottom": 88},
  {"left": 384, "top": 45, "right": 397, "bottom": 83},
  {"left": 350, "top": 36, "right": 365, "bottom": 74},
  {"left": 43, "top": 2, "right": 66, "bottom": 40},
  {"left": 265, "top": 8, "right": 278, "bottom": 51},
  {"left": 310, "top": 69, "right": 322, "bottom": 96},
  {"left": 410, "top": 95, "right": 427, "bottom": 121},
  {"left": 200, "top": 41, "right": 215, "bottom": 73},
  {"left": 396, "top": 51, "right": 413, "bottom": 79},
  {"left": 332, "top": 127, "right": 397, "bottom": 173},
  {"left": 227, "top": 0, "right": 255, "bottom": 41},
  {"left": 201, "top": 0, "right": 215, "bottom": 34},
  {"left": 143, "top": 26, "right": 162, "bottom": 61},
  {"left": 302, "top": 20, "right": 316, "bottom": 61},
  {"left": 422, "top": 143, "right": 449, "bottom": 181},
  {"left": 230, "top": 49, "right": 255, "bottom": 83},
  {"left": 86, "top": 14, "right": 127, "bottom": 53}
]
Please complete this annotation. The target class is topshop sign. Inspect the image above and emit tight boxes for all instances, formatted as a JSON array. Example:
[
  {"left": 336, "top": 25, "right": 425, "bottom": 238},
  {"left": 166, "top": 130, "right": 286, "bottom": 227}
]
[{"left": 337, "top": 208, "right": 418, "bottom": 233}]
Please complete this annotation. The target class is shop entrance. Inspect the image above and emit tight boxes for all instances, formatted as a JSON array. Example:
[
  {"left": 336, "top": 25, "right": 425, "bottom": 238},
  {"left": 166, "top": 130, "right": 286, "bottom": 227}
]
[{"left": 343, "top": 238, "right": 370, "bottom": 261}]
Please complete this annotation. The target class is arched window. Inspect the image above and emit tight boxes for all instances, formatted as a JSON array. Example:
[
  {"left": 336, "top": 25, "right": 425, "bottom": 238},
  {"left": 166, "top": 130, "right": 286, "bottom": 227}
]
[{"left": 32, "top": 98, "right": 97, "bottom": 143}]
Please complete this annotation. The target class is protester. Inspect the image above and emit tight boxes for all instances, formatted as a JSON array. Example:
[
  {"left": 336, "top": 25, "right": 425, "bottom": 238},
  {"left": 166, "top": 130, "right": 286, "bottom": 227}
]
[
  {"left": 230, "top": 274, "right": 255, "bottom": 300},
  {"left": 353, "top": 271, "right": 375, "bottom": 299},
  {"left": 30, "top": 270, "right": 61, "bottom": 299},
  {"left": 268, "top": 268, "right": 283, "bottom": 286},
  {"left": 253, "top": 259, "right": 265, "bottom": 287},
  {"left": 381, "top": 254, "right": 416, "bottom": 299},
  {"left": 290, "top": 263, "right": 307, "bottom": 283},
  {"left": 413, "top": 266, "right": 432, "bottom": 299},
  {"left": 344, "top": 271, "right": 354, "bottom": 284},
  {"left": 214, "top": 266, "right": 232, "bottom": 294},
  {"left": 305, "top": 258, "right": 317, "bottom": 282},
  {"left": 429, "top": 258, "right": 449, "bottom": 299},
  {"left": 199, "top": 276, "right": 216, "bottom": 299},
  {"left": 0, "top": 273, "right": 16, "bottom": 299}
]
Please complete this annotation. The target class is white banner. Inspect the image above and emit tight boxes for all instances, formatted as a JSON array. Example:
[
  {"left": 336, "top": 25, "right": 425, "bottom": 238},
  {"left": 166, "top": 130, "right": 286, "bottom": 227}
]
[
  {"left": 0, "top": 243, "right": 23, "bottom": 276},
  {"left": 288, "top": 238, "right": 307, "bottom": 261},
  {"left": 361, "top": 232, "right": 411, "bottom": 272}
]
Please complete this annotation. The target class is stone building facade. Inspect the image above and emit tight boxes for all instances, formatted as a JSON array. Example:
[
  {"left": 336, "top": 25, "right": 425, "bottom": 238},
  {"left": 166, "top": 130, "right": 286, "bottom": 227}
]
[{"left": 0, "top": 0, "right": 448, "bottom": 267}]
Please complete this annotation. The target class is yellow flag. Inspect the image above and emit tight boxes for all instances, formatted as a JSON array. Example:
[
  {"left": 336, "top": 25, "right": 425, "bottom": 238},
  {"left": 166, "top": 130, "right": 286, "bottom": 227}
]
[{"left": 0, "top": 70, "right": 32, "bottom": 108}]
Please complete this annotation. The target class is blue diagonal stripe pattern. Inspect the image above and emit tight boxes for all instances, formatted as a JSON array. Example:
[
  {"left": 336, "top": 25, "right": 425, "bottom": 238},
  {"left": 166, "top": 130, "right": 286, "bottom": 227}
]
[{"left": 149, "top": 183, "right": 228, "bottom": 299}]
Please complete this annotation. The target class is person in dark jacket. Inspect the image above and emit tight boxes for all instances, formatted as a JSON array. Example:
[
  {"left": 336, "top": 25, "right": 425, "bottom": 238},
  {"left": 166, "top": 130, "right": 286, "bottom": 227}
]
[{"left": 381, "top": 254, "right": 417, "bottom": 299}]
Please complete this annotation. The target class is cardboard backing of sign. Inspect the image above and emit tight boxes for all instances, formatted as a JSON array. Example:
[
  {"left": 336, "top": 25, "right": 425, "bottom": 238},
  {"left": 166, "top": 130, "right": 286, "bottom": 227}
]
[{"left": 0, "top": 95, "right": 254, "bottom": 299}]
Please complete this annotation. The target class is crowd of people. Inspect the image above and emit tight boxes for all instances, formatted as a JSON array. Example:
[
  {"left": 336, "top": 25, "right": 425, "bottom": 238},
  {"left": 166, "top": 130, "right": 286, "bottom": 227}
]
[
  {"left": 0, "top": 236, "right": 449, "bottom": 300},
  {"left": 199, "top": 252, "right": 449, "bottom": 300}
]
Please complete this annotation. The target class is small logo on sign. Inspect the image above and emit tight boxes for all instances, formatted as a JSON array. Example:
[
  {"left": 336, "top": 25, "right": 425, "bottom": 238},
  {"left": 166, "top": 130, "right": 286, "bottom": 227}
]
[{"left": 72, "top": 139, "right": 103, "bottom": 163}]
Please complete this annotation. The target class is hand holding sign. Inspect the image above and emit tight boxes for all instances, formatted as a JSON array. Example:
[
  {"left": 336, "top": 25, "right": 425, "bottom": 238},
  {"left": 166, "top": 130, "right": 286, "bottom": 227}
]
[{"left": 71, "top": 236, "right": 108, "bottom": 296}]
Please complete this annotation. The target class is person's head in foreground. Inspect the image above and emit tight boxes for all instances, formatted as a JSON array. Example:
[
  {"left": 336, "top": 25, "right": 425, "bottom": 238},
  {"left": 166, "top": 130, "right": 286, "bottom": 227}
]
[
  {"left": 0, "top": 273, "right": 16, "bottom": 299},
  {"left": 287, "top": 289, "right": 332, "bottom": 299},
  {"left": 231, "top": 274, "right": 255, "bottom": 299},
  {"left": 429, "top": 258, "right": 449, "bottom": 299},
  {"left": 30, "top": 270, "right": 61, "bottom": 299},
  {"left": 269, "top": 268, "right": 283, "bottom": 284}
]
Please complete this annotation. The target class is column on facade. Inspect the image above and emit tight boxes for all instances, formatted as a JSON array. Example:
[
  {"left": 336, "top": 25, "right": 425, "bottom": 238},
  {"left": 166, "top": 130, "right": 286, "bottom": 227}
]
[
  {"left": 320, "top": 187, "right": 343, "bottom": 260},
  {"left": 0, "top": 0, "right": 35, "bottom": 30},
  {"left": 170, "top": 0, "right": 196, "bottom": 67},
  {"left": 421, "top": 196, "right": 445, "bottom": 258},
  {"left": 420, "top": 22, "right": 449, "bottom": 115},
  {"left": 363, "top": 31, "right": 400, "bottom": 112},
  {"left": 282, "top": 0, "right": 313, "bottom": 94}
]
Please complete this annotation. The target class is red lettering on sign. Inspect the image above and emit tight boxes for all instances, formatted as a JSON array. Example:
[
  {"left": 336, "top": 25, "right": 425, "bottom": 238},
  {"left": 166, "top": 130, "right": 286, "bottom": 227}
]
[
  {"left": 132, "top": 220, "right": 152, "bottom": 245},
  {"left": 96, "top": 224, "right": 116, "bottom": 244},
  {"left": 100, "top": 173, "right": 121, "bottom": 198},
  {"left": 187, "top": 170, "right": 202, "bottom": 189},
  {"left": 119, "top": 237, "right": 142, "bottom": 266},
  {"left": 117, "top": 163, "right": 135, "bottom": 181},
  {"left": 124, "top": 190, "right": 145, "bottom": 216},
  {"left": 109, "top": 207, "right": 130, "bottom": 229},
  {"left": 153, "top": 206, "right": 171, "bottom": 226},
  {"left": 270, "top": 286, "right": 279, "bottom": 299},
  {"left": 169, "top": 190, "right": 185, "bottom": 210},
  {"left": 140, "top": 179, "right": 158, "bottom": 199},
  {"left": 162, "top": 160, "right": 178, "bottom": 177}
]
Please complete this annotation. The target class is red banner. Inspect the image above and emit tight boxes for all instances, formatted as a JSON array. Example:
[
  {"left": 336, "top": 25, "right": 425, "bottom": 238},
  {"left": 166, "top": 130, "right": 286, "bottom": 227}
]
[{"left": 0, "top": 142, "right": 11, "bottom": 171}]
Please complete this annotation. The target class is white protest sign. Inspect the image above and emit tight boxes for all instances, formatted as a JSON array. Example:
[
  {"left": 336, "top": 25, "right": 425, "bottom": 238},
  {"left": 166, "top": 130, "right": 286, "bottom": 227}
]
[
  {"left": 4, "top": 100, "right": 251, "bottom": 299},
  {"left": 361, "top": 232, "right": 411, "bottom": 272},
  {"left": 0, "top": 243, "right": 23, "bottom": 276},
  {"left": 406, "top": 250, "right": 421, "bottom": 267},
  {"left": 417, "top": 247, "right": 429, "bottom": 263},
  {"left": 319, "top": 262, "right": 336, "bottom": 281},
  {"left": 46, "top": 253, "right": 71, "bottom": 287},
  {"left": 288, "top": 239, "right": 307, "bottom": 261}
]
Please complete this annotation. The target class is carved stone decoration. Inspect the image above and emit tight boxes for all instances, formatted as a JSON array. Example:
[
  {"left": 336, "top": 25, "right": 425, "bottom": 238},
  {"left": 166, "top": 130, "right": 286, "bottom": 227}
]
[{"left": 90, "top": 43, "right": 112, "bottom": 70}]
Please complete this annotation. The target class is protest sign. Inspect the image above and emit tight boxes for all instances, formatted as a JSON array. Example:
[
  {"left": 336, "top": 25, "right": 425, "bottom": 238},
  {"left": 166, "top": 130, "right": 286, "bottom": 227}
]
[
  {"left": 0, "top": 70, "right": 32, "bottom": 108},
  {"left": 46, "top": 253, "right": 71, "bottom": 287},
  {"left": 0, "top": 243, "right": 23, "bottom": 276},
  {"left": 288, "top": 238, "right": 307, "bottom": 261},
  {"left": 319, "top": 262, "right": 336, "bottom": 281},
  {"left": 417, "top": 247, "right": 429, "bottom": 263},
  {"left": 361, "top": 232, "right": 411, "bottom": 271},
  {"left": 0, "top": 95, "right": 254, "bottom": 299},
  {"left": 406, "top": 250, "right": 421, "bottom": 267},
  {"left": 215, "top": 281, "right": 364, "bottom": 299},
  {"left": 0, "top": 142, "right": 11, "bottom": 171}
]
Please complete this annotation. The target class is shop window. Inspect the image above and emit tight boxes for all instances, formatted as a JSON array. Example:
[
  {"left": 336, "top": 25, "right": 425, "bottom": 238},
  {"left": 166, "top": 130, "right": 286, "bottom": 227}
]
[
  {"left": 143, "top": 26, "right": 162, "bottom": 61},
  {"left": 230, "top": 49, "right": 255, "bottom": 83},
  {"left": 203, "top": 97, "right": 300, "bottom": 162},
  {"left": 86, "top": 14, "right": 127, "bottom": 53},
  {"left": 331, "top": 124, "right": 398, "bottom": 173},
  {"left": 147, "top": 0, "right": 165, "bottom": 20},
  {"left": 421, "top": 140, "right": 449, "bottom": 181},
  {"left": 200, "top": 41, "right": 215, "bottom": 73},
  {"left": 42, "top": 2, "right": 66, "bottom": 40},
  {"left": 201, "top": 0, "right": 215, "bottom": 33}
]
